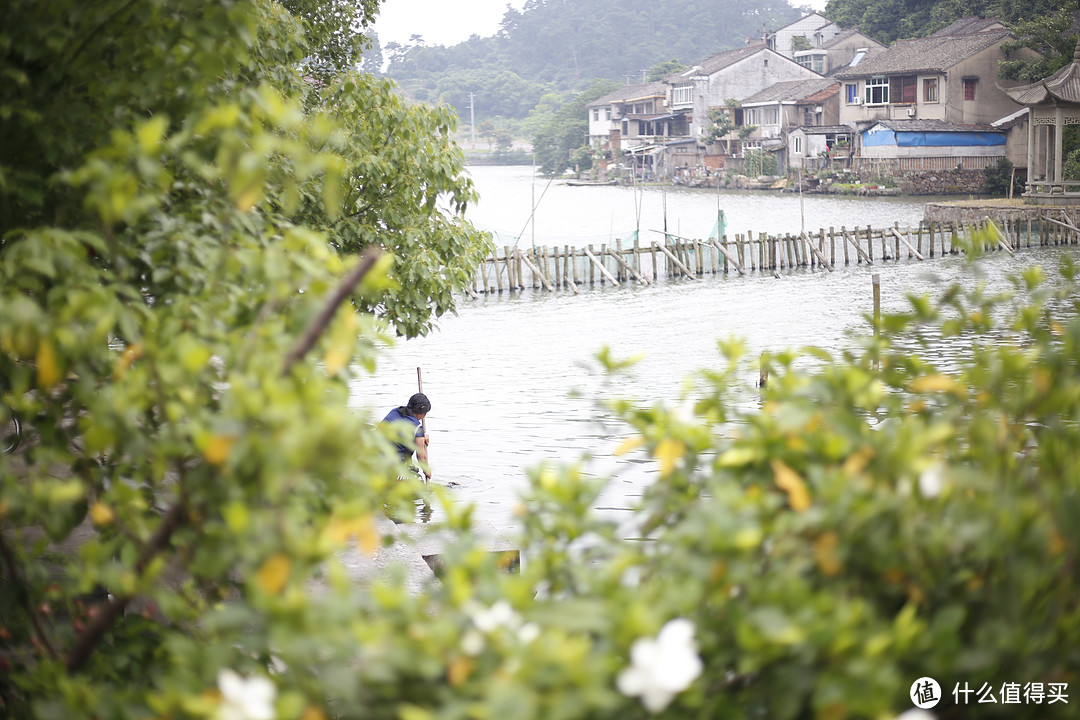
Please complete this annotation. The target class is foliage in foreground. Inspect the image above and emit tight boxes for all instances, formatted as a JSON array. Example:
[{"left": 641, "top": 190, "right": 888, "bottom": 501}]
[
  {"left": 3, "top": 2, "right": 1080, "bottom": 720},
  {"left": 6, "top": 176, "right": 1080, "bottom": 720}
]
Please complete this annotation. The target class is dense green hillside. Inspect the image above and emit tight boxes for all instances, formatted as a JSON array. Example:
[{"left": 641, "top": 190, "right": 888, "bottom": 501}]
[
  {"left": 824, "top": 0, "right": 1075, "bottom": 45},
  {"left": 381, "top": 0, "right": 802, "bottom": 120}
]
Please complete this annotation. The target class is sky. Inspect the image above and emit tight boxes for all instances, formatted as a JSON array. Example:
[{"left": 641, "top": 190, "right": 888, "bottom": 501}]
[
  {"left": 373, "top": 0, "right": 526, "bottom": 47},
  {"left": 373, "top": 0, "right": 827, "bottom": 48}
]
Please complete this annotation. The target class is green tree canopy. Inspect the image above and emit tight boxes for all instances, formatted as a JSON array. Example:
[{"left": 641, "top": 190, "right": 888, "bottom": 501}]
[{"left": 531, "top": 79, "right": 619, "bottom": 175}]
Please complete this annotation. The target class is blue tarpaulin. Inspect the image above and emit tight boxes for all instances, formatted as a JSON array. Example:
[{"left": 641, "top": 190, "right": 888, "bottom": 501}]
[{"left": 863, "top": 127, "right": 1004, "bottom": 147}]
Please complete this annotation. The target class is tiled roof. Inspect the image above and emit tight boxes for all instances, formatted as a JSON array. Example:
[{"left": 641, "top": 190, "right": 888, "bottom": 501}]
[
  {"left": 835, "top": 31, "right": 1011, "bottom": 79},
  {"left": 867, "top": 119, "right": 1002, "bottom": 133},
  {"left": 586, "top": 81, "right": 668, "bottom": 107},
  {"left": 991, "top": 107, "right": 1028, "bottom": 129},
  {"left": 803, "top": 83, "right": 840, "bottom": 103},
  {"left": 820, "top": 29, "right": 881, "bottom": 50},
  {"left": 668, "top": 43, "right": 769, "bottom": 82},
  {"left": 1005, "top": 42, "right": 1080, "bottom": 105},
  {"left": 930, "top": 17, "right": 1006, "bottom": 37},
  {"left": 741, "top": 78, "right": 838, "bottom": 104},
  {"left": 793, "top": 124, "right": 855, "bottom": 134}
]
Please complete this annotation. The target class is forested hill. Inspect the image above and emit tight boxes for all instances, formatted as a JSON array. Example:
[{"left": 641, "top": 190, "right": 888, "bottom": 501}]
[
  {"left": 824, "top": 0, "right": 1073, "bottom": 45},
  {"left": 381, "top": 0, "right": 803, "bottom": 120}
]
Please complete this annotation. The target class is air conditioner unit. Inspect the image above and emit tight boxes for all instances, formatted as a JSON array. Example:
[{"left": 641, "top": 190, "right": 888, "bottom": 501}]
[
  {"left": 851, "top": 97, "right": 861, "bottom": 105},
  {"left": 906, "top": 107, "right": 916, "bottom": 117}
]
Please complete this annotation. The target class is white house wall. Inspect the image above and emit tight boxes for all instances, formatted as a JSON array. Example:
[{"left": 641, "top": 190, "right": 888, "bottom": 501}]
[
  {"left": 690, "top": 53, "right": 820, "bottom": 136},
  {"left": 861, "top": 144, "right": 1005, "bottom": 159},
  {"left": 772, "top": 14, "right": 835, "bottom": 58}
]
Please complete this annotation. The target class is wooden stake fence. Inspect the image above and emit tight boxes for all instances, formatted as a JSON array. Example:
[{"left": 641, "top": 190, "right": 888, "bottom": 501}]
[{"left": 469, "top": 214, "right": 1079, "bottom": 296}]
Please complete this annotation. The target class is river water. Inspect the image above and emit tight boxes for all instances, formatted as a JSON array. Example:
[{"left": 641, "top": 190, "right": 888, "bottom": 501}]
[{"left": 350, "top": 165, "right": 1072, "bottom": 529}]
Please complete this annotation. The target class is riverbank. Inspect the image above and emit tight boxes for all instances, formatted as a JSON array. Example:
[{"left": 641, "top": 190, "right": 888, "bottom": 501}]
[{"left": 923, "top": 198, "right": 1080, "bottom": 226}]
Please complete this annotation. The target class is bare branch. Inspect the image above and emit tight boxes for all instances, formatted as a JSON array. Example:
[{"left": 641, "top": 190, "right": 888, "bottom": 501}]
[{"left": 281, "top": 246, "right": 382, "bottom": 375}]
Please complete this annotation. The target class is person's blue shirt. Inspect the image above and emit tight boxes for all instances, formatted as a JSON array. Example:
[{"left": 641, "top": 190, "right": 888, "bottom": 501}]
[{"left": 382, "top": 407, "right": 425, "bottom": 461}]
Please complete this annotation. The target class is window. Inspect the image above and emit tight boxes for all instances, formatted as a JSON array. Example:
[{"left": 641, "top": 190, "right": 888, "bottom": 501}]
[
  {"left": 604, "top": 108, "right": 611, "bottom": 120},
  {"left": 865, "top": 76, "right": 889, "bottom": 105},
  {"left": 924, "top": 78, "right": 938, "bottom": 102},
  {"left": 793, "top": 136, "right": 803, "bottom": 154},
  {"left": 592, "top": 109, "right": 599, "bottom": 121},
  {"left": 964, "top": 78, "right": 977, "bottom": 101},
  {"left": 846, "top": 83, "right": 858, "bottom": 103},
  {"left": 889, "top": 75, "right": 916, "bottom": 104},
  {"left": 673, "top": 84, "right": 693, "bottom": 106}
]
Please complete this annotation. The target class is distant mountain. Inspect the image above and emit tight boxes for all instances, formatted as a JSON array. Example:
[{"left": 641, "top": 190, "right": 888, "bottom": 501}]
[{"left": 381, "top": 0, "right": 804, "bottom": 120}]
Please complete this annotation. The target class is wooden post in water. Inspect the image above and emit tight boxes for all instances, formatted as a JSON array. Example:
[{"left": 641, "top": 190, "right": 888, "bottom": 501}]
[
  {"left": 872, "top": 273, "right": 881, "bottom": 372},
  {"left": 866, "top": 225, "right": 873, "bottom": 262},
  {"left": 722, "top": 237, "right": 730, "bottom": 274},
  {"left": 650, "top": 242, "right": 658, "bottom": 280},
  {"left": 841, "top": 226, "right": 850, "bottom": 265}
]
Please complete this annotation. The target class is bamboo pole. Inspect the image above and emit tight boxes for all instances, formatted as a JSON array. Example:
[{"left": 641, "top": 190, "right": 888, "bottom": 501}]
[
  {"left": 649, "top": 236, "right": 698, "bottom": 278},
  {"left": 711, "top": 238, "right": 744, "bottom": 274},
  {"left": 609, "top": 245, "right": 650, "bottom": 285},
  {"left": 800, "top": 232, "right": 833, "bottom": 271},
  {"left": 520, "top": 251, "right": 554, "bottom": 291},
  {"left": 584, "top": 246, "right": 620, "bottom": 286},
  {"left": 890, "top": 228, "right": 924, "bottom": 260}
]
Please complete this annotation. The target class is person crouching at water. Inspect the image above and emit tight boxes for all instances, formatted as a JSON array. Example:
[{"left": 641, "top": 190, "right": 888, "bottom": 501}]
[{"left": 382, "top": 393, "right": 431, "bottom": 480}]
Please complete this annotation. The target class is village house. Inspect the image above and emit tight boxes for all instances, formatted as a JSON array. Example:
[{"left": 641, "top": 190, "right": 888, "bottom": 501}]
[
  {"left": 737, "top": 77, "right": 840, "bottom": 172},
  {"left": 793, "top": 29, "right": 885, "bottom": 76},
  {"left": 766, "top": 13, "right": 839, "bottom": 60},
  {"left": 666, "top": 43, "right": 821, "bottom": 140},
  {"left": 834, "top": 20, "right": 1037, "bottom": 130},
  {"left": 788, "top": 125, "right": 856, "bottom": 172},
  {"left": 586, "top": 81, "right": 676, "bottom": 152}
]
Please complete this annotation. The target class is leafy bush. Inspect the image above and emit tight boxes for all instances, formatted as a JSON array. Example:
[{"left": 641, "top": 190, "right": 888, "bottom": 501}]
[
  {"left": 4, "top": 2, "right": 1080, "bottom": 719},
  {"left": 984, "top": 157, "right": 1018, "bottom": 197}
]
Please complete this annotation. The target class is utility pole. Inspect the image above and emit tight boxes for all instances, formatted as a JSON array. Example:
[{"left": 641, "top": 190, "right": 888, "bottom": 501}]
[{"left": 469, "top": 93, "right": 476, "bottom": 148}]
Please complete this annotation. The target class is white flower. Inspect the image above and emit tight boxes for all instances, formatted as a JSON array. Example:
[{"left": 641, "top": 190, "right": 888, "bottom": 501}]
[
  {"left": 467, "top": 600, "right": 520, "bottom": 633},
  {"left": 616, "top": 619, "right": 703, "bottom": 712},
  {"left": 895, "top": 710, "right": 936, "bottom": 720},
  {"left": 217, "top": 669, "right": 277, "bottom": 720},
  {"left": 517, "top": 622, "right": 540, "bottom": 644},
  {"left": 460, "top": 629, "right": 485, "bottom": 656},
  {"left": 918, "top": 462, "right": 945, "bottom": 498}
]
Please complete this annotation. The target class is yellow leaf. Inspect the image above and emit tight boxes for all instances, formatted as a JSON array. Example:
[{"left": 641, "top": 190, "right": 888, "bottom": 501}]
[
  {"left": 910, "top": 374, "right": 958, "bottom": 393},
  {"left": 813, "top": 532, "right": 841, "bottom": 576},
  {"left": 399, "top": 704, "right": 435, "bottom": 720},
  {"left": 235, "top": 187, "right": 260, "bottom": 213},
  {"left": 653, "top": 438, "right": 685, "bottom": 476},
  {"left": 323, "top": 346, "right": 349, "bottom": 375},
  {"left": 447, "top": 656, "right": 474, "bottom": 688},
  {"left": 771, "top": 459, "right": 810, "bottom": 512},
  {"left": 36, "top": 339, "right": 61, "bottom": 388},
  {"left": 301, "top": 707, "right": 329, "bottom": 720},
  {"left": 1050, "top": 531, "right": 1066, "bottom": 555},
  {"left": 328, "top": 513, "right": 378, "bottom": 554},
  {"left": 204, "top": 434, "right": 237, "bottom": 466},
  {"left": 256, "top": 553, "right": 292, "bottom": 596},
  {"left": 613, "top": 435, "right": 645, "bottom": 456},
  {"left": 841, "top": 447, "right": 874, "bottom": 476},
  {"left": 717, "top": 446, "right": 758, "bottom": 467},
  {"left": 113, "top": 342, "right": 145, "bottom": 380},
  {"left": 90, "top": 502, "right": 115, "bottom": 527}
]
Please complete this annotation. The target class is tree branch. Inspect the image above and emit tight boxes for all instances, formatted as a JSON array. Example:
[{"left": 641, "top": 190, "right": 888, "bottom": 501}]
[
  {"left": 64, "top": 498, "right": 186, "bottom": 673},
  {"left": 281, "top": 246, "right": 382, "bottom": 375},
  {"left": 0, "top": 531, "right": 58, "bottom": 660}
]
